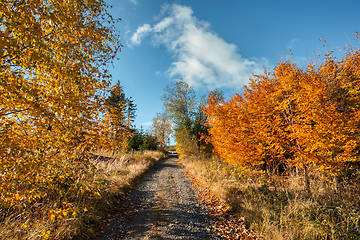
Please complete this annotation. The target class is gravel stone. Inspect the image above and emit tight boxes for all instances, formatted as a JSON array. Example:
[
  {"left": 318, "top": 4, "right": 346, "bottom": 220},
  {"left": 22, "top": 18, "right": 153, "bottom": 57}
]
[{"left": 97, "top": 154, "right": 222, "bottom": 240}]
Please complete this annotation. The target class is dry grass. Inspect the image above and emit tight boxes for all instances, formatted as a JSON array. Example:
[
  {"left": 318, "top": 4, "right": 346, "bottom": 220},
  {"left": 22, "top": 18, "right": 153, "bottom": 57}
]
[
  {"left": 179, "top": 155, "right": 360, "bottom": 240},
  {"left": 91, "top": 149, "right": 165, "bottom": 196},
  {"left": 0, "top": 150, "right": 165, "bottom": 240}
]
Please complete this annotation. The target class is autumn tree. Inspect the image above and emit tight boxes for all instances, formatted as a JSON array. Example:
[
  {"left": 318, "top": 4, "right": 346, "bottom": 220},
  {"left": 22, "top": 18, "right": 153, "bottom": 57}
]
[
  {"left": 204, "top": 43, "right": 360, "bottom": 191},
  {"left": 0, "top": 0, "right": 121, "bottom": 208},
  {"left": 105, "top": 81, "right": 136, "bottom": 152},
  {"left": 151, "top": 111, "right": 173, "bottom": 149},
  {"left": 162, "top": 81, "right": 196, "bottom": 128},
  {"left": 293, "top": 51, "right": 360, "bottom": 189},
  {"left": 161, "top": 80, "right": 211, "bottom": 155}
]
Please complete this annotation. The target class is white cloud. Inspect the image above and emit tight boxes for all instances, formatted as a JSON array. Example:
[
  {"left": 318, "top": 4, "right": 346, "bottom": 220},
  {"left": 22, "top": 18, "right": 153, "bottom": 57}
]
[
  {"left": 129, "top": 4, "right": 266, "bottom": 89},
  {"left": 153, "top": 17, "right": 173, "bottom": 32},
  {"left": 129, "top": 24, "right": 152, "bottom": 46}
]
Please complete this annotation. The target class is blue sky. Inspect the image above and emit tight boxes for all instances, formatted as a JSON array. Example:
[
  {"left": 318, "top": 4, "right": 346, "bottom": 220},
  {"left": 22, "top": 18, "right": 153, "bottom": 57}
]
[{"left": 104, "top": 0, "right": 360, "bottom": 131}]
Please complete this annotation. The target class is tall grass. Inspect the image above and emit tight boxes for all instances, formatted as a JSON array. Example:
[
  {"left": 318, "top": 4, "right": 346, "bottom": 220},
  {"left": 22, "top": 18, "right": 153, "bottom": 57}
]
[
  {"left": 179, "top": 155, "right": 360, "bottom": 239},
  {"left": 0, "top": 150, "right": 165, "bottom": 239}
]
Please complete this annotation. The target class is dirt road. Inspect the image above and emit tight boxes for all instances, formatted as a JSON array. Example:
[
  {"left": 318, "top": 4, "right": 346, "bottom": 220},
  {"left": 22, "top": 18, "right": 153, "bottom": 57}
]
[{"left": 97, "top": 154, "right": 221, "bottom": 239}]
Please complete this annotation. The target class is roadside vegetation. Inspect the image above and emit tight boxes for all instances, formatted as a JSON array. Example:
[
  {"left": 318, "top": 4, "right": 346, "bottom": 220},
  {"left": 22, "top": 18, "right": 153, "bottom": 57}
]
[
  {"left": 180, "top": 154, "right": 360, "bottom": 239},
  {"left": 161, "top": 37, "right": 360, "bottom": 239},
  {"left": 2, "top": 0, "right": 360, "bottom": 239},
  {"left": 0, "top": 149, "right": 165, "bottom": 239},
  {"left": 0, "top": 1, "right": 167, "bottom": 239}
]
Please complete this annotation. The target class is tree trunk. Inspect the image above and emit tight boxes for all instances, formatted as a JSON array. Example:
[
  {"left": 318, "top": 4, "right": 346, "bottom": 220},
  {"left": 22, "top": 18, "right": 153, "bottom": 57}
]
[
  {"left": 303, "top": 158, "right": 311, "bottom": 194},
  {"left": 333, "top": 175, "right": 339, "bottom": 192}
]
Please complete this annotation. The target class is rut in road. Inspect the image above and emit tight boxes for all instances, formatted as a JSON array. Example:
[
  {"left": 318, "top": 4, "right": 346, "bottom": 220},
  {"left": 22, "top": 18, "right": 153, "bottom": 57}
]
[{"left": 97, "top": 154, "right": 221, "bottom": 240}]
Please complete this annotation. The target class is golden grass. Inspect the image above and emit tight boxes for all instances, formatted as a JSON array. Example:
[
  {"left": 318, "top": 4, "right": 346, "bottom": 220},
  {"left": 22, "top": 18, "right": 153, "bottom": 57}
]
[
  {"left": 0, "top": 150, "right": 165, "bottom": 239},
  {"left": 179, "top": 155, "right": 360, "bottom": 240},
  {"left": 91, "top": 149, "right": 165, "bottom": 195}
]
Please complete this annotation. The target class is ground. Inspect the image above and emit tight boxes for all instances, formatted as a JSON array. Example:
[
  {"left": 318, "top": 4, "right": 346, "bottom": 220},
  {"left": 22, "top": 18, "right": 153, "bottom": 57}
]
[{"left": 96, "top": 153, "right": 257, "bottom": 240}]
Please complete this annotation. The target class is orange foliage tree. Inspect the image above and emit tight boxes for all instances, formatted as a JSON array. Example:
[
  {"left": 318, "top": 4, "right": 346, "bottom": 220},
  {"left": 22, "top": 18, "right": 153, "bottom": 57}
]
[{"left": 204, "top": 42, "right": 360, "bottom": 187}]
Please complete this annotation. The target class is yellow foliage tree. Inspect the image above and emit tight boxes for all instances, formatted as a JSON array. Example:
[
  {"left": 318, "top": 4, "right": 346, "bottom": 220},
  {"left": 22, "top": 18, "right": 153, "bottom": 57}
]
[
  {"left": 104, "top": 81, "right": 136, "bottom": 153},
  {"left": 0, "top": 0, "right": 121, "bottom": 207},
  {"left": 162, "top": 80, "right": 212, "bottom": 155}
]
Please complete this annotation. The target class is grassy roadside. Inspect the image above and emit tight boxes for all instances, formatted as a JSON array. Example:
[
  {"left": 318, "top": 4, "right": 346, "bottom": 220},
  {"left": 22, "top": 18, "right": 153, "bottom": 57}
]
[
  {"left": 0, "top": 150, "right": 165, "bottom": 240},
  {"left": 178, "top": 155, "right": 360, "bottom": 240}
]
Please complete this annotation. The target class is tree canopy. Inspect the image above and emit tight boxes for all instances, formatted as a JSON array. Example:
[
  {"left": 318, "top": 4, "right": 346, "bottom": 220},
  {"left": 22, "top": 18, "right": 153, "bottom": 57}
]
[
  {"left": 161, "top": 80, "right": 212, "bottom": 155},
  {"left": 0, "top": 0, "right": 125, "bottom": 208},
  {"left": 204, "top": 43, "right": 360, "bottom": 188},
  {"left": 151, "top": 111, "right": 173, "bottom": 149}
]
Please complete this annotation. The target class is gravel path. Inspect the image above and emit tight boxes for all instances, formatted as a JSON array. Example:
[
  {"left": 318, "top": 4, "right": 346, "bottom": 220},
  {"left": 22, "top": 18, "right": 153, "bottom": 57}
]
[{"left": 97, "top": 154, "right": 222, "bottom": 240}]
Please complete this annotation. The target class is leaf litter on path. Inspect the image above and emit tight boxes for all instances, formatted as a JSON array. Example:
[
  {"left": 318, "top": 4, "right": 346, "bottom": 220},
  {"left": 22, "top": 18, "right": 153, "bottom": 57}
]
[{"left": 96, "top": 155, "right": 259, "bottom": 240}]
